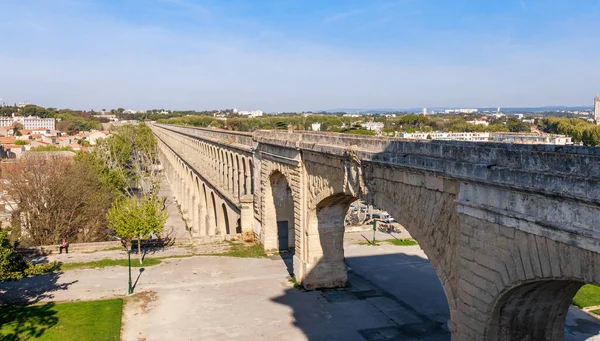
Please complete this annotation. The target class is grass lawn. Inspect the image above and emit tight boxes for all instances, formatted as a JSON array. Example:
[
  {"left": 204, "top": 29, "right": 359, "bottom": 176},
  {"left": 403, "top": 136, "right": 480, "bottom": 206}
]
[
  {"left": 573, "top": 284, "right": 600, "bottom": 308},
  {"left": 358, "top": 238, "right": 418, "bottom": 246},
  {"left": 60, "top": 257, "right": 162, "bottom": 271},
  {"left": 382, "top": 238, "right": 418, "bottom": 246},
  {"left": 0, "top": 299, "right": 123, "bottom": 340},
  {"left": 210, "top": 242, "right": 267, "bottom": 258}
]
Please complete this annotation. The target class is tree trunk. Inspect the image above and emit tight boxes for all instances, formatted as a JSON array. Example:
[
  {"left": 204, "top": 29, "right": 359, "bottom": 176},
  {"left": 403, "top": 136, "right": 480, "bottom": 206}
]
[{"left": 138, "top": 234, "right": 142, "bottom": 265}]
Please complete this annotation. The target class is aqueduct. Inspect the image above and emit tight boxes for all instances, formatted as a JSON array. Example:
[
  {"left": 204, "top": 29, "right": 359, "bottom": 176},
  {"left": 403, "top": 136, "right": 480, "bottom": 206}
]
[{"left": 152, "top": 123, "right": 600, "bottom": 341}]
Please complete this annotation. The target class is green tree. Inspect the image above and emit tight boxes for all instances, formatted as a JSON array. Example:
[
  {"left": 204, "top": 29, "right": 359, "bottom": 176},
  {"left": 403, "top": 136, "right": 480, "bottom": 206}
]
[
  {"left": 106, "top": 196, "right": 168, "bottom": 264},
  {"left": 0, "top": 228, "right": 55, "bottom": 281},
  {"left": 0, "top": 228, "right": 29, "bottom": 281}
]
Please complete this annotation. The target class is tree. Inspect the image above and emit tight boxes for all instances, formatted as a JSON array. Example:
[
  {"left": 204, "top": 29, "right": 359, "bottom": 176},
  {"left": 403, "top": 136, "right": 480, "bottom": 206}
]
[
  {"left": 106, "top": 195, "right": 168, "bottom": 264},
  {"left": 94, "top": 124, "right": 160, "bottom": 197},
  {"left": 13, "top": 122, "right": 23, "bottom": 136},
  {"left": 0, "top": 228, "right": 55, "bottom": 281},
  {"left": 0, "top": 154, "right": 115, "bottom": 245}
]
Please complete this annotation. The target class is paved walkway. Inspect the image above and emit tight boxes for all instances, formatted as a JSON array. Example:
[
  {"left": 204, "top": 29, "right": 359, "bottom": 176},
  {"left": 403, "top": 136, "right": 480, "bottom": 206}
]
[
  {"left": 1, "top": 232, "right": 599, "bottom": 340},
  {"left": 158, "top": 174, "right": 190, "bottom": 242}
]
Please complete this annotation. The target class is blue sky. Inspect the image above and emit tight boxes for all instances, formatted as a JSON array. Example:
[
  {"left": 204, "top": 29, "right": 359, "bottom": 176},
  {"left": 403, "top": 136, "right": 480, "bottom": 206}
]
[{"left": 1, "top": 0, "right": 599, "bottom": 111}]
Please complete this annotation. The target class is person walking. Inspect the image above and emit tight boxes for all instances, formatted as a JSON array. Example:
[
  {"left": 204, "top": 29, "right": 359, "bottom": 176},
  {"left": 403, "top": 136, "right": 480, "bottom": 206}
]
[{"left": 59, "top": 239, "right": 69, "bottom": 254}]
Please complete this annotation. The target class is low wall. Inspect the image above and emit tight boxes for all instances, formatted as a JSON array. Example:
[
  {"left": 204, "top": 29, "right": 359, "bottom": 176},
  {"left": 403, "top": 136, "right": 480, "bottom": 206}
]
[
  {"left": 18, "top": 240, "right": 122, "bottom": 255},
  {"left": 192, "top": 234, "right": 241, "bottom": 245}
]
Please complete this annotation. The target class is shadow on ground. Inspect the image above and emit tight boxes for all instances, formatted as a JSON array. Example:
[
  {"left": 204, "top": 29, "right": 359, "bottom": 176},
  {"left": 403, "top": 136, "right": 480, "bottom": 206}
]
[
  {"left": 272, "top": 252, "right": 451, "bottom": 341},
  {"left": 0, "top": 302, "right": 58, "bottom": 340},
  {"left": 0, "top": 254, "right": 76, "bottom": 340},
  {"left": 272, "top": 251, "right": 600, "bottom": 341},
  {"left": 0, "top": 254, "right": 77, "bottom": 305}
]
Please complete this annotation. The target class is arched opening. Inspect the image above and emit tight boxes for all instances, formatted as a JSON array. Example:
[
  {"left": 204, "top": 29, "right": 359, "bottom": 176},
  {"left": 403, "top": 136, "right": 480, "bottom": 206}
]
[
  {"left": 203, "top": 184, "right": 214, "bottom": 235},
  {"left": 486, "top": 280, "right": 588, "bottom": 341},
  {"left": 194, "top": 177, "right": 204, "bottom": 235},
  {"left": 249, "top": 160, "right": 254, "bottom": 194},
  {"left": 211, "top": 192, "right": 219, "bottom": 234},
  {"left": 296, "top": 186, "right": 455, "bottom": 339},
  {"left": 235, "top": 155, "right": 241, "bottom": 199},
  {"left": 265, "top": 171, "right": 295, "bottom": 253},
  {"left": 236, "top": 218, "right": 241, "bottom": 234},
  {"left": 221, "top": 203, "right": 230, "bottom": 235},
  {"left": 242, "top": 159, "right": 248, "bottom": 195},
  {"left": 230, "top": 153, "right": 235, "bottom": 195}
]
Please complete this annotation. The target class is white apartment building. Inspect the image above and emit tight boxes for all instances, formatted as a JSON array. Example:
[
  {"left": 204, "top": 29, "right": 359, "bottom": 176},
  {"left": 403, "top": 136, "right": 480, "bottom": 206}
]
[
  {"left": 399, "top": 132, "right": 491, "bottom": 142},
  {"left": 0, "top": 116, "right": 55, "bottom": 130},
  {"left": 311, "top": 123, "right": 322, "bottom": 131},
  {"left": 490, "top": 133, "right": 572, "bottom": 145},
  {"left": 444, "top": 108, "right": 479, "bottom": 114},
  {"left": 238, "top": 110, "right": 263, "bottom": 118},
  {"left": 466, "top": 120, "right": 489, "bottom": 126},
  {"left": 21, "top": 117, "right": 55, "bottom": 130},
  {"left": 361, "top": 121, "right": 385, "bottom": 132},
  {"left": 398, "top": 131, "right": 572, "bottom": 145},
  {"left": 0, "top": 117, "right": 13, "bottom": 127}
]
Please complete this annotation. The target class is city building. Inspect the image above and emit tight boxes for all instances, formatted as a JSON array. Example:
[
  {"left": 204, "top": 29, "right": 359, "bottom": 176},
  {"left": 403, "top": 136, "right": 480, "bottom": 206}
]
[
  {"left": 361, "top": 121, "right": 384, "bottom": 133},
  {"left": 423, "top": 108, "right": 427, "bottom": 116},
  {"left": 0, "top": 117, "right": 13, "bottom": 127},
  {"left": 238, "top": 110, "right": 263, "bottom": 118},
  {"left": 311, "top": 123, "right": 322, "bottom": 131},
  {"left": 444, "top": 108, "right": 479, "bottom": 114},
  {"left": 0, "top": 116, "right": 55, "bottom": 130},
  {"left": 466, "top": 120, "right": 489, "bottom": 126},
  {"left": 397, "top": 131, "right": 572, "bottom": 145},
  {"left": 21, "top": 117, "right": 55, "bottom": 130},
  {"left": 86, "top": 130, "right": 110, "bottom": 145},
  {"left": 595, "top": 95, "right": 600, "bottom": 124},
  {"left": 399, "top": 132, "right": 491, "bottom": 142},
  {"left": 490, "top": 133, "right": 572, "bottom": 145}
]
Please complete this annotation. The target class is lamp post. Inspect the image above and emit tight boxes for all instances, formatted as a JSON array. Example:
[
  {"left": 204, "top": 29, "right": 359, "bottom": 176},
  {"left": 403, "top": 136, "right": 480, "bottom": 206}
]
[
  {"left": 372, "top": 220, "right": 376, "bottom": 246},
  {"left": 127, "top": 241, "right": 133, "bottom": 294}
]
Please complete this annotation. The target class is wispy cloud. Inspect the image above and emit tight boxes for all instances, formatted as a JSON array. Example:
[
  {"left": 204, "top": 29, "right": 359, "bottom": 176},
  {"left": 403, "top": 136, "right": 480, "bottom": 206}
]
[
  {"left": 25, "top": 20, "right": 48, "bottom": 33},
  {"left": 159, "top": 0, "right": 211, "bottom": 19},
  {"left": 519, "top": 0, "right": 527, "bottom": 9},
  {"left": 322, "top": 9, "right": 361, "bottom": 24}
]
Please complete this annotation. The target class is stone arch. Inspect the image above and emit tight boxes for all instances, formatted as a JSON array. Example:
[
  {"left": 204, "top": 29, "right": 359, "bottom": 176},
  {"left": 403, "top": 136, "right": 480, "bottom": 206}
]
[
  {"left": 235, "top": 155, "right": 241, "bottom": 199},
  {"left": 210, "top": 191, "right": 219, "bottom": 234},
  {"left": 203, "top": 184, "right": 215, "bottom": 235},
  {"left": 485, "top": 279, "right": 584, "bottom": 341},
  {"left": 264, "top": 171, "right": 296, "bottom": 252},
  {"left": 194, "top": 176, "right": 204, "bottom": 235},
  {"left": 462, "top": 222, "right": 600, "bottom": 341},
  {"left": 302, "top": 192, "right": 356, "bottom": 290},
  {"left": 242, "top": 157, "right": 248, "bottom": 195},
  {"left": 221, "top": 203, "right": 230, "bottom": 235},
  {"left": 249, "top": 159, "right": 254, "bottom": 194},
  {"left": 230, "top": 152, "right": 235, "bottom": 195}
]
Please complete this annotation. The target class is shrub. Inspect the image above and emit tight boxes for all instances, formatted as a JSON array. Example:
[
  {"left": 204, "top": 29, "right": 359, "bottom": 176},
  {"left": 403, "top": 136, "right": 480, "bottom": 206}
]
[{"left": 0, "top": 228, "right": 56, "bottom": 281}]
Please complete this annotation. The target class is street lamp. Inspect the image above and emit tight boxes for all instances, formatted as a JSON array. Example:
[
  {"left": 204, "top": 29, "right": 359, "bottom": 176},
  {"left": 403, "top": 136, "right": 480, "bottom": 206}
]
[
  {"left": 372, "top": 220, "right": 377, "bottom": 246},
  {"left": 127, "top": 241, "right": 133, "bottom": 294}
]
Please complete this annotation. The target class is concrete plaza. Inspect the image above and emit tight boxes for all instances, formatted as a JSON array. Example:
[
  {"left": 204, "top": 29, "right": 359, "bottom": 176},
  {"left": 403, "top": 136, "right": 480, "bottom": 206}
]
[{"left": 1, "top": 231, "right": 599, "bottom": 341}]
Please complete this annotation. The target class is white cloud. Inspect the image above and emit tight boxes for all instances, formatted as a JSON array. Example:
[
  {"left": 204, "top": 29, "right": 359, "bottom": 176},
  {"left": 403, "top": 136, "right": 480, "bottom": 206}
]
[{"left": 322, "top": 9, "right": 362, "bottom": 24}]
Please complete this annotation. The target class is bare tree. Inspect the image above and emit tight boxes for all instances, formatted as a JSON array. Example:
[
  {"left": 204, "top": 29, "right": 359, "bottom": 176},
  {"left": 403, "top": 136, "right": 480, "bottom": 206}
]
[{"left": 0, "top": 154, "right": 115, "bottom": 245}]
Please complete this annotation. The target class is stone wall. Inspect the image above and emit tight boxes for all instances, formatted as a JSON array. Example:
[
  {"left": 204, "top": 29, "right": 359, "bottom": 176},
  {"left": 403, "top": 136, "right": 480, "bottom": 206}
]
[{"left": 155, "top": 124, "right": 600, "bottom": 341}]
